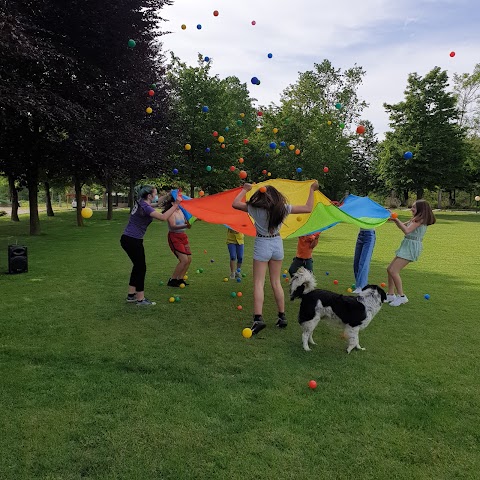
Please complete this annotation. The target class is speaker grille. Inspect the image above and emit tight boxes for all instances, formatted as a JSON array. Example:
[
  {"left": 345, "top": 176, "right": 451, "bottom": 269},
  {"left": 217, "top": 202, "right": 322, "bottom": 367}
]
[{"left": 8, "top": 245, "right": 28, "bottom": 274}]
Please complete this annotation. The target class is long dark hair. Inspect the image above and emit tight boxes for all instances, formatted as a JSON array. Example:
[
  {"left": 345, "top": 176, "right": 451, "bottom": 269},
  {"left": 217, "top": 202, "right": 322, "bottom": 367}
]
[
  {"left": 247, "top": 186, "right": 289, "bottom": 233},
  {"left": 413, "top": 199, "right": 436, "bottom": 226},
  {"left": 160, "top": 193, "right": 176, "bottom": 213}
]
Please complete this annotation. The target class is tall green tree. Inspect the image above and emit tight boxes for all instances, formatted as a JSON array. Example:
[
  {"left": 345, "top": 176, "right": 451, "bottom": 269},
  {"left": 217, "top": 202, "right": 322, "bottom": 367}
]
[{"left": 381, "top": 67, "right": 466, "bottom": 199}]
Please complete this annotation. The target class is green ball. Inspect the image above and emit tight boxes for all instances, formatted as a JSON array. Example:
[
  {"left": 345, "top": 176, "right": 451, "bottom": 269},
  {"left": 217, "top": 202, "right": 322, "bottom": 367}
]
[
  {"left": 175, "top": 296, "right": 181, "bottom": 302},
  {"left": 351, "top": 284, "right": 356, "bottom": 289},
  {"left": 230, "top": 292, "right": 237, "bottom": 297},
  {"left": 199, "top": 268, "right": 204, "bottom": 273},
  {"left": 335, "top": 102, "right": 342, "bottom": 110},
  {"left": 236, "top": 120, "right": 243, "bottom": 126},
  {"left": 206, "top": 165, "right": 212, "bottom": 172},
  {"left": 242, "top": 273, "right": 247, "bottom": 278},
  {"left": 159, "top": 281, "right": 164, "bottom": 286},
  {"left": 128, "top": 39, "right": 136, "bottom": 48},
  {"left": 339, "top": 123, "right": 345, "bottom": 129},
  {"left": 275, "top": 149, "right": 280, "bottom": 154}
]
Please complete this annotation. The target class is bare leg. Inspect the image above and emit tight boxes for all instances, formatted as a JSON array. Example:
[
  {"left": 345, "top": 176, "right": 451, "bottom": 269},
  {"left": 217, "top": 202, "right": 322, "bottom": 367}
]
[
  {"left": 253, "top": 260, "right": 268, "bottom": 315},
  {"left": 386, "top": 257, "right": 410, "bottom": 296},
  {"left": 268, "top": 259, "right": 284, "bottom": 313}
]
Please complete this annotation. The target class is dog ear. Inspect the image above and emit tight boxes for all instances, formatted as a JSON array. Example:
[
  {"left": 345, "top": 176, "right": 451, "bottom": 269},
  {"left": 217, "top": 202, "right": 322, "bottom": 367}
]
[{"left": 291, "top": 283, "right": 305, "bottom": 300}]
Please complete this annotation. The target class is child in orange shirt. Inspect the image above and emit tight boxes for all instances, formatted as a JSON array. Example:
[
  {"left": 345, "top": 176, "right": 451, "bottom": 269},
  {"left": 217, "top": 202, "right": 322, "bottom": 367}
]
[{"left": 288, "top": 232, "right": 320, "bottom": 277}]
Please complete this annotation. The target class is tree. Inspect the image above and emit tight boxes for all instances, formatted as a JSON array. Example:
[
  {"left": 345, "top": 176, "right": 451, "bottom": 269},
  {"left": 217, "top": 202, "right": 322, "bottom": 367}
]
[{"left": 381, "top": 67, "right": 466, "bottom": 199}]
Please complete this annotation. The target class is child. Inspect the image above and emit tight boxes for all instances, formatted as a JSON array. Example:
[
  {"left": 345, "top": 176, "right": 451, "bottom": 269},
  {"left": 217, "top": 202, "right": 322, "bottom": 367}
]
[
  {"left": 232, "top": 181, "right": 319, "bottom": 335},
  {"left": 121, "top": 186, "right": 181, "bottom": 306},
  {"left": 288, "top": 232, "right": 320, "bottom": 277},
  {"left": 387, "top": 200, "right": 436, "bottom": 306},
  {"left": 352, "top": 228, "right": 376, "bottom": 293},
  {"left": 226, "top": 228, "right": 244, "bottom": 279},
  {"left": 161, "top": 194, "right": 192, "bottom": 287}
]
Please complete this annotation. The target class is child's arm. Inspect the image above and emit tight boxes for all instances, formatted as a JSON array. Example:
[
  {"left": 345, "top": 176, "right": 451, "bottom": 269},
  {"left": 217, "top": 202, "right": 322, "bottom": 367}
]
[
  {"left": 290, "top": 181, "right": 319, "bottom": 214},
  {"left": 392, "top": 217, "right": 421, "bottom": 234},
  {"left": 150, "top": 197, "right": 181, "bottom": 221},
  {"left": 232, "top": 184, "right": 252, "bottom": 212}
]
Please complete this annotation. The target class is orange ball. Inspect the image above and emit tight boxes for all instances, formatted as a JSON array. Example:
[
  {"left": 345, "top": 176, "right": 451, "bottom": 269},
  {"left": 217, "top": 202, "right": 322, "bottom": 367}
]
[
  {"left": 237, "top": 305, "right": 243, "bottom": 311},
  {"left": 238, "top": 157, "right": 244, "bottom": 164},
  {"left": 221, "top": 143, "right": 226, "bottom": 149},
  {"left": 259, "top": 186, "right": 267, "bottom": 193},
  {"left": 295, "top": 149, "right": 301, "bottom": 155},
  {"left": 391, "top": 212, "right": 398, "bottom": 219},
  {"left": 333, "top": 280, "right": 339, "bottom": 285},
  {"left": 262, "top": 169, "right": 267, "bottom": 175},
  {"left": 356, "top": 125, "right": 366, "bottom": 134},
  {"left": 237, "top": 292, "right": 243, "bottom": 297},
  {"left": 229, "top": 166, "right": 236, "bottom": 172},
  {"left": 380, "top": 282, "right": 386, "bottom": 288},
  {"left": 239, "top": 170, "right": 247, "bottom": 179},
  {"left": 199, "top": 190, "right": 205, "bottom": 197}
]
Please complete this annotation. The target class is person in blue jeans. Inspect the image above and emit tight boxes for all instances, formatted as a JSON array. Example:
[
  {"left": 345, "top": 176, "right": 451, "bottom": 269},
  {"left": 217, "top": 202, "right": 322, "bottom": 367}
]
[{"left": 353, "top": 228, "right": 376, "bottom": 293}]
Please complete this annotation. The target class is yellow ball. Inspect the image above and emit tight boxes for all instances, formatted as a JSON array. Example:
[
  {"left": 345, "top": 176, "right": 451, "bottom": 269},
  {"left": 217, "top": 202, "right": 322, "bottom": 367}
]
[
  {"left": 146, "top": 107, "right": 153, "bottom": 114},
  {"left": 169, "top": 297, "right": 175, "bottom": 303},
  {"left": 183, "top": 275, "right": 188, "bottom": 280},
  {"left": 297, "top": 216, "right": 302, "bottom": 222},
  {"left": 267, "top": 172, "right": 271, "bottom": 177},
  {"left": 242, "top": 328, "right": 253, "bottom": 339},
  {"left": 256, "top": 127, "right": 261, "bottom": 133},
  {"left": 185, "top": 143, "right": 191, "bottom": 151},
  {"left": 284, "top": 270, "right": 288, "bottom": 274},
  {"left": 181, "top": 24, "right": 187, "bottom": 30},
  {"left": 289, "top": 144, "right": 295, "bottom": 150},
  {"left": 223, "top": 277, "right": 229, "bottom": 282},
  {"left": 240, "top": 113, "right": 245, "bottom": 118},
  {"left": 327, "top": 120, "right": 332, "bottom": 125},
  {"left": 81, "top": 207, "right": 93, "bottom": 219},
  {"left": 218, "top": 136, "right": 225, "bottom": 143},
  {"left": 347, "top": 288, "right": 352, "bottom": 293},
  {"left": 273, "top": 127, "right": 278, "bottom": 134},
  {"left": 180, "top": 283, "right": 185, "bottom": 289}
]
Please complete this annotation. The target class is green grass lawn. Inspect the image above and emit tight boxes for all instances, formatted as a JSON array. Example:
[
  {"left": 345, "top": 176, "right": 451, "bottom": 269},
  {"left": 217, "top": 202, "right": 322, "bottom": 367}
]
[{"left": 1, "top": 209, "right": 480, "bottom": 479}]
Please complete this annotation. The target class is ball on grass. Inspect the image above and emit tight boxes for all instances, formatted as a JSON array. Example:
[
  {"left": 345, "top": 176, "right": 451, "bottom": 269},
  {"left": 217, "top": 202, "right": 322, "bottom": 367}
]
[
  {"left": 424, "top": 294, "right": 430, "bottom": 300},
  {"left": 242, "top": 328, "right": 253, "bottom": 339},
  {"left": 309, "top": 380, "right": 317, "bottom": 389}
]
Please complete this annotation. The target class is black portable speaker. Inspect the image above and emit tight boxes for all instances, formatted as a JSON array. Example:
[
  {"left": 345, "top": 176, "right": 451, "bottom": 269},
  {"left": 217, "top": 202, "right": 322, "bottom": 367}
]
[{"left": 8, "top": 245, "right": 28, "bottom": 274}]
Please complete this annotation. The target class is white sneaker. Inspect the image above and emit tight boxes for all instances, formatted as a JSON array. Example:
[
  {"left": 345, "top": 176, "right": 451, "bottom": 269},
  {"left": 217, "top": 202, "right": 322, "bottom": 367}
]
[
  {"left": 385, "top": 294, "right": 396, "bottom": 303},
  {"left": 229, "top": 272, "right": 236, "bottom": 279},
  {"left": 352, "top": 288, "right": 363, "bottom": 294},
  {"left": 389, "top": 295, "right": 408, "bottom": 307}
]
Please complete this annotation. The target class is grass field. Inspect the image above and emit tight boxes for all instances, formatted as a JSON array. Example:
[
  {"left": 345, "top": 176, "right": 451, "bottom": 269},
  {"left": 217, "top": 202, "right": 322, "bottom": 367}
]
[{"left": 1, "top": 209, "right": 480, "bottom": 479}]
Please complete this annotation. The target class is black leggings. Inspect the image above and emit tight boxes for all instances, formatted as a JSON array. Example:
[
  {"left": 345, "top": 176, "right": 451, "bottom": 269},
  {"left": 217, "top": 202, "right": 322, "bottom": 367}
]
[{"left": 120, "top": 234, "right": 146, "bottom": 292}]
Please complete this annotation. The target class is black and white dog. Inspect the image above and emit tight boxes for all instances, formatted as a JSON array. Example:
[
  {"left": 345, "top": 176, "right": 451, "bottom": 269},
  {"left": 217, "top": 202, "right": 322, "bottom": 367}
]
[{"left": 290, "top": 267, "right": 386, "bottom": 353}]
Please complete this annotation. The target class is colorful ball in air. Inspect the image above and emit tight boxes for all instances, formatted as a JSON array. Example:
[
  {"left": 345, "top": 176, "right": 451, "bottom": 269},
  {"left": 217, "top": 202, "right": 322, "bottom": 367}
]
[
  {"left": 257, "top": 111, "right": 263, "bottom": 117},
  {"left": 169, "top": 297, "right": 175, "bottom": 303},
  {"left": 449, "top": 51, "right": 455, "bottom": 57},
  {"left": 206, "top": 165, "right": 212, "bottom": 172},
  {"left": 323, "top": 167, "right": 329, "bottom": 173},
  {"left": 213, "top": 131, "right": 219, "bottom": 137},
  {"left": 242, "top": 328, "right": 253, "bottom": 339},
  {"left": 148, "top": 90, "right": 155, "bottom": 96},
  {"left": 295, "top": 149, "right": 301, "bottom": 155},
  {"left": 128, "top": 39, "right": 136, "bottom": 48},
  {"left": 289, "top": 144, "right": 295, "bottom": 150},
  {"left": 172, "top": 168, "right": 179, "bottom": 175},
  {"left": 335, "top": 102, "right": 342, "bottom": 110},
  {"left": 259, "top": 186, "right": 267, "bottom": 193},
  {"left": 185, "top": 143, "right": 191, "bottom": 151},
  {"left": 236, "top": 120, "right": 243, "bottom": 126},
  {"left": 218, "top": 135, "right": 225, "bottom": 143},
  {"left": 308, "top": 380, "right": 317, "bottom": 389},
  {"left": 356, "top": 125, "right": 366, "bottom": 134},
  {"left": 239, "top": 170, "right": 247, "bottom": 179},
  {"left": 424, "top": 294, "right": 430, "bottom": 300},
  {"left": 243, "top": 139, "right": 249, "bottom": 145},
  {"left": 391, "top": 212, "right": 398, "bottom": 219},
  {"left": 238, "top": 157, "right": 244, "bottom": 164},
  {"left": 205, "top": 147, "right": 210, "bottom": 153},
  {"left": 202, "top": 106, "right": 209, "bottom": 113},
  {"left": 333, "top": 280, "right": 339, "bottom": 285},
  {"left": 146, "top": 107, "right": 153, "bottom": 114},
  {"left": 262, "top": 169, "right": 267, "bottom": 175},
  {"left": 225, "top": 127, "right": 229, "bottom": 132},
  {"left": 269, "top": 142, "right": 277, "bottom": 149},
  {"left": 251, "top": 77, "right": 260, "bottom": 85},
  {"left": 221, "top": 143, "right": 226, "bottom": 149},
  {"left": 199, "top": 190, "right": 205, "bottom": 197},
  {"left": 327, "top": 120, "right": 332, "bottom": 125},
  {"left": 213, "top": 10, "right": 219, "bottom": 16},
  {"left": 296, "top": 167, "right": 302, "bottom": 173},
  {"left": 197, "top": 24, "right": 202, "bottom": 30},
  {"left": 404, "top": 151, "right": 413, "bottom": 159},
  {"left": 251, "top": 20, "right": 256, "bottom": 26},
  {"left": 240, "top": 112, "right": 245, "bottom": 118},
  {"left": 181, "top": 24, "right": 186, "bottom": 30},
  {"left": 267, "top": 53, "right": 273, "bottom": 58},
  {"left": 81, "top": 207, "right": 93, "bottom": 219},
  {"left": 229, "top": 166, "right": 236, "bottom": 172},
  {"left": 280, "top": 141, "right": 286, "bottom": 147},
  {"left": 339, "top": 123, "right": 345, "bottom": 129}
]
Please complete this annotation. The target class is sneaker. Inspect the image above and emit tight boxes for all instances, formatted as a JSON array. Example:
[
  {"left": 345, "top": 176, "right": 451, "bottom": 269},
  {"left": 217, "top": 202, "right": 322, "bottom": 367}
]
[
  {"left": 229, "top": 272, "right": 236, "bottom": 280},
  {"left": 126, "top": 294, "right": 137, "bottom": 303},
  {"left": 385, "top": 294, "right": 396, "bottom": 303},
  {"left": 235, "top": 271, "right": 242, "bottom": 279},
  {"left": 136, "top": 298, "right": 156, "bottom": 306},
  {"left": 389, "top": 295, "right": 408, "bottom": 307},
  {"left": 251, "top": 318, "right": 266, "bottom": 335},
  {"left": 352, "top": 288, "right": 362, "bottom": 294},
  {"left": 276, "top": 316, "right": 288, "bottom": 328},
  {"left": 167, "top": 278, "right": 180, "bottom": 287}
]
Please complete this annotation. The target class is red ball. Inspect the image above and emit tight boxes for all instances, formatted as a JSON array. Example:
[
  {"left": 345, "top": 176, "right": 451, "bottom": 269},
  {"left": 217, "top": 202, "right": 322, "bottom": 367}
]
[
  {"left": 449, "top": 51, "right": 455, "bottom": 57},
  {"left": 323, "top": 167, "right": 329, "bottom": 173},
  {"left": 229, "top": 166, "right": 236, "bottom": 172},
  {"left": 308, "top": 380, "right": 317, "bottom": 389},
  {"left": 251, "top": 20, "right": 256, "bottom": 26},
  {"left": 243, "top": 138, "right": 249, "bottom": 145},
  {"left": 237, "top": 305, "right": 242, "bottom": 310},
  {"left": 257, "top": 111, "right": 263, "bottom": 117},
  {"left": 239, "top": 170, "right": 247, "bottom": 179},
  {"left": 213, "top": 10, "right": 219, "bottom": 16},
  {"left": 262, "top": 169, "right": 267, "bottom": 175},
  {"left": 356, "top": 125, "right": 366, "bottom": 134},
  {"left": 148, "top": 89, "right": 155, "bottom": 96},
  {"left": 213, "top": 131, "right": 219, "bottom": 137},
  {"left": 333, "top": 280, "right": 339, "bottom": 285}
]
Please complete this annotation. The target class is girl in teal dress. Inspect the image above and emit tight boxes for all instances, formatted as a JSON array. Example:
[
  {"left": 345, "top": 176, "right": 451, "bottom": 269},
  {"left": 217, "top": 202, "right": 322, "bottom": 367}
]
[{"left": 386, "top": 200, "right": 436, "bottom": 307}]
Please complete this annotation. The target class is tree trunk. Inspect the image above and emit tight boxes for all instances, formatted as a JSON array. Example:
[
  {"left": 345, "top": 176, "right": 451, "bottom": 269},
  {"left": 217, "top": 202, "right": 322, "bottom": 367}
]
[
  {"left": 27, "top": 166, "right": 41, "bottom": 235},
  {"left": 106, "top": 176, "right": 113, "bottom": 220},
  {"left": 45, "top": 181, "right": 54, "bottom": 217},
  {"left": 8, "top": 173, "right": 20, "bottom": 222},
  {"left": 437, "top": 189, "right": 442, "bottom": 210},
  {"left": 402, "top": 190, "right": 409, "bottom": 206},
  {"left": 128, "top": 177, "right": 135, "bottom": 211},
  {"left": 74, "top": 176, "right": 84, "bottom": 226},
  {"left": 416, "top": 188, "right": 424, "bottom": 200}
]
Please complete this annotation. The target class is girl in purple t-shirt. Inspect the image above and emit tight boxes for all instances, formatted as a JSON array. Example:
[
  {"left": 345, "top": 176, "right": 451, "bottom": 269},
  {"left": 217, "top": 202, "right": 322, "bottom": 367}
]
[{"left": 121, "top": 185, "right": 181, "bottom": 306}]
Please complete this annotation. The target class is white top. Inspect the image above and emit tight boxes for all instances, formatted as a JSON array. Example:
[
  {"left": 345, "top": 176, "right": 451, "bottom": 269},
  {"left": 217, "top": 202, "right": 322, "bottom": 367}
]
[{"left": 247, "top": 204, "right": 292, "bottom": 236}]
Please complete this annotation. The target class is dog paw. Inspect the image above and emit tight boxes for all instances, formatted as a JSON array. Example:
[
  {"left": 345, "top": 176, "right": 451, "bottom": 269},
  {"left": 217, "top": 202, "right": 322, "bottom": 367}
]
[
  {"left": 303, "top": 346, "right": 311, "bottom": 352},
  {"left": 356, "top": 346, "right": 366, "bottom": 351}
]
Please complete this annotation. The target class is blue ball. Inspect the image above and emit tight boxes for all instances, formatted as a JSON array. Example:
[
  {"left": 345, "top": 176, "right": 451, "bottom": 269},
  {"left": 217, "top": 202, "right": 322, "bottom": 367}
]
[
  {"left": 197, "top": 24, "right": 202, "bottom": 29},
  {"left": 204, "top": 56, "right": 210, "bottom": 62},
  {"left": 296, "top": 167, "right": 302, "bottom": 173},
  {"left": 326, "top": 272, "right": 329, "bottom": 276},
  {"left": 202, "top": 106, "right": 209, "bottom": 112},
  {"left": 225, "top": 127, "right": 229, "bottom": 132},
  {"left": 173, "top": 168, "right": 179, "bottom": 175},
  {"left": 205, "top": 147, "right": 211, "bottom": 153},
  {"left": 236, "top": 277, "right": 242, "bottom": 283},
  {"left": 269, "top": 142, "right": 277, "bottom": 149},
  {"left": 265, "top": 153, "right": 270, "bottom": 157},
  {"left": 280, "top": 141, "right": 286, "bottom": 147},
  {"left": 424, "top": 294, "right": 430, "bottom": 300},
  {"left": 404, "top": 151, "right": 413, "bottom": 159},
  {"left": 267, "top": 53, "right": 273, "bottom": 58},
  {"left": 282, "top": 273, "right": 287, "bottom": 278},
  {"left": 210, "top": 259, "right": 214, "bottom": 263},
  {"left": 251, "top": 77, "right": 259, "bottom": 85},
  {"left": 236, "top": 268, "right": 241, "bottom": 272}
]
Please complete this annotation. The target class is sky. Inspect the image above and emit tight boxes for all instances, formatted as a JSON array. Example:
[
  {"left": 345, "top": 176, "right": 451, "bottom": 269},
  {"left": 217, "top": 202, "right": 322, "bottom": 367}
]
[{"left": 158, "top": 0, "right": 480, "bottom": 139}]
